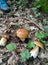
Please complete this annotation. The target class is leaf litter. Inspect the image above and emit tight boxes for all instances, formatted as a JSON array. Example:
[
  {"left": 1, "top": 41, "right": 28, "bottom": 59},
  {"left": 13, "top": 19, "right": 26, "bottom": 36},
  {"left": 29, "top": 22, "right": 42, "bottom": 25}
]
[{"left": 0, "top": 0, "right": 48, "bottom": 65}]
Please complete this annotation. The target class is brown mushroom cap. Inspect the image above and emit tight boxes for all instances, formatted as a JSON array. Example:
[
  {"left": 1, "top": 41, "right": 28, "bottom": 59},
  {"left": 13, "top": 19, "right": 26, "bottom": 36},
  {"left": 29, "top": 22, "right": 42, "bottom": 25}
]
[
  {"left": 16, "top": 28, "right": 28, "bottom": 39},
  {"left": 34, "top": 40, "right": 44, "bottom": 49},
  {"left": 0, "top": 34, "right": 9, "bottom": 39}
]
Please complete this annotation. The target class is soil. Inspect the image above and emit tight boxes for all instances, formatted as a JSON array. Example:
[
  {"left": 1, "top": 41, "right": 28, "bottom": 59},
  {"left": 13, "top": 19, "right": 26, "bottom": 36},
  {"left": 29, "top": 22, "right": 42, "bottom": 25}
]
[{"left": 0, "top": 0, "right": 48, "bottom": 65}]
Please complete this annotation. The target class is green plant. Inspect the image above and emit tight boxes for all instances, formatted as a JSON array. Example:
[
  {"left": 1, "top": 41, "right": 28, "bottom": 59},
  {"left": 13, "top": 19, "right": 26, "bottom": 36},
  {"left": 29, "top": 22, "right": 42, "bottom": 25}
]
[
  {"left": 27, "top": 40, "right": 36, "bottom": 48},
  {"left": 42, "top": 19, "right": 48, "bottom": 25},
  {"left": 16, "top": 22, "right": 21, "bottom": 27},
  {"left": 35, "top": 31, "right": 48, "bottom": 44},
  {"left": 6, "top": 42, "right": 17, "bottom": 51},
  {"left": 16, "top": 0, "right": 29, "bottom": 8},
  {"left": 25, "top": 25, "right": 30, "bottom": 31},
  {"left": 43, "top": 26, "right": 48, "bottom": 31},
  {"left": 32, "top": 7, "right": 41, "bottom": 17},
  {"left": 21, "top": 49, "right": 30, "bottom": 61},
  {"left": 40, "top": 39, "right": 46, "bottom": 44},
  {"left": 34, "top": 0, "right": 48, "bottom": 13},
  {"left": 35, "top": 31, "right": 48, "bottom": 39}
]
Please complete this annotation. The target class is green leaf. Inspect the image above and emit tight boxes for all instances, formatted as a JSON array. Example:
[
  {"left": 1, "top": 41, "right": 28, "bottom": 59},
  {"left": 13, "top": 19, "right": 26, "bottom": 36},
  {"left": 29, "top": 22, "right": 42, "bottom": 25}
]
[
  {"left": 25, "top": 26, "right": 30, "bottom": 31},
  {"left": 42, "top": 19, "right": 48, "bottom": 25},
  {"left": 35, "top": 31, "right": 48, "bottom": 39},
  {"left": 40, "top": 39, "right": 46, "bottom": 44},
  {"left": 21, "top": 49, "right": 30, "bottom": 61},
  {"left": 6, "top": 43, "right": 17, "bottom": 51},
  {"left": 34, "top": 0, "right": 48, "bottom": 13},
  {"left": 16, "top": 22, "right": 21, "bottom": 27},
  {"left": 35, "top": 12, "right": 41, "bottom": 17},
  {"left": 36, "top": 5, "right": 41, "bottom": 8},
  {"left": 43, "top": 19, "right": 47, "bottom": 22},
  {"left": 32, "top": 7, "right": 37, "bottom": 11},
  {"left": 27, "top": 40, "right": 36, "bottom": 48},
  {"left": 43, "top": 26, "right": 48, "bottom": 31}
]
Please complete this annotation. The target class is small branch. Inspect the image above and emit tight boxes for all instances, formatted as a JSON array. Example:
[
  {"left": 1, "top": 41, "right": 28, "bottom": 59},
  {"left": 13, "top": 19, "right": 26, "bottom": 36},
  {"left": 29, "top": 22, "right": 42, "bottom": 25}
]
[{"left": 8, "top": 16, "right": 45, "bottom": 32}]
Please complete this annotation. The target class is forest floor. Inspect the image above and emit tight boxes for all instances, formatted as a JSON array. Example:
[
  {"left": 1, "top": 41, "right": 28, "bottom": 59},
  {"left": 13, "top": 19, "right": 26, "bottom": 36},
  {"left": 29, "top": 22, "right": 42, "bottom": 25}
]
[{"left": 0, "top": 0, "right": 48, "bottom": 65}]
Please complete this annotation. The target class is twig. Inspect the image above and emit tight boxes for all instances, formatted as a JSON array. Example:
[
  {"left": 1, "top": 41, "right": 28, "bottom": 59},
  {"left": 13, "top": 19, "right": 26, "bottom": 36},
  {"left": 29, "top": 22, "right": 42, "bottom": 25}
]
[
  {"left": 20, "top": 17, "right": 45, "bottom": 32},
  {"left": 8, "top": 16, "right": 45, "bottom": 32}
]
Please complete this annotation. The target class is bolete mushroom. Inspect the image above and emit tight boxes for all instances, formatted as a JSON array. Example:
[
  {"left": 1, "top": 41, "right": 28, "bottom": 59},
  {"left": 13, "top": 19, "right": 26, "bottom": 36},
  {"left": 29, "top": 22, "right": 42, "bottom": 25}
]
[
  {"left": 0, "top": 34, "right": 9, "bottom": 39},
  {"left": 34, "top": 40, "right": 44, "bottom": 49},
  {"left": 30, "top": 40, "right": 44, "bottom": 58},
  {"left": 0, "top": 34, "right": 9, "bottom": 46},
  {"left": 30, "top": 46, "right": 39, "bottom": 58},
  {"left": 16, "top": 28, "right": 28, "bottom": 39}
]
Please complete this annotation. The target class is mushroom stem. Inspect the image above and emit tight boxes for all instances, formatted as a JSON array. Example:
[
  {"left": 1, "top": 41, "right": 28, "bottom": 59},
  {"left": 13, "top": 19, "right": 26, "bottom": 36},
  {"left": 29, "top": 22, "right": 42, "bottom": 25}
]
[
  {"left": 30, "top": 46, "right": 39, "bottom": 58},
  {"left": 0, "top": 38, "right": 7, "bottom": 46},
  {"left": 0, "top": 34, "right": 10, "bottom": 46}
]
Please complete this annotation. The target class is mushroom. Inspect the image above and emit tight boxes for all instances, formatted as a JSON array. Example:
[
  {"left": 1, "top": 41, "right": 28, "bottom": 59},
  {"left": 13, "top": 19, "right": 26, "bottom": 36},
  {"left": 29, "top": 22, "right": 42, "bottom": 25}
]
[
  {"left": 16, "top": 28, "right": 28, "bottom": 39},
  {"left": 0, "top": 34, "right": 9, "bottom": 39},
  {"left": 34, "top": 40, "right": 44, "bottom": 49},
  {"left": 0, "top": 34, "right": 9, "bottom": 46},
  {"left": 30, "top": 40, "right": 44, "bottom": 58},
  {"left": 30, "top": 46, "right": 39, "bottom": 58}
]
